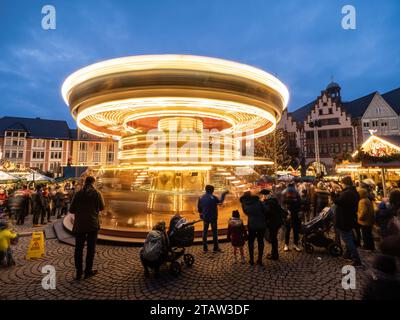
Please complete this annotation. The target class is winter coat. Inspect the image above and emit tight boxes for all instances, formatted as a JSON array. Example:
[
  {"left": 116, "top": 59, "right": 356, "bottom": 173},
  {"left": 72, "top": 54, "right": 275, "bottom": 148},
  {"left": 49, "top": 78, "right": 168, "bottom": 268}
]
[
  {"left": 69, "top": 185, "right": 105, "bottom": 234},
  {"left": 357, "top": 188, "right": 375, "bottom": 227},
  {"left": 262, "top": 196, "right": 284, "bottom": 230},
  {"left": 281, "top": 185, "right": 301, "bottom": 213},
  {"left": 240, "top": 194, "right": 267, "bottom": 231},
  {"left": 333, "top": 186, "right": 360, "bottom": 231},
  {"left": 197, "top": 192, "right": 227, "bottom": 222},
  {"left": 227, "top": 217, "right": 247, "bottom": 247}
]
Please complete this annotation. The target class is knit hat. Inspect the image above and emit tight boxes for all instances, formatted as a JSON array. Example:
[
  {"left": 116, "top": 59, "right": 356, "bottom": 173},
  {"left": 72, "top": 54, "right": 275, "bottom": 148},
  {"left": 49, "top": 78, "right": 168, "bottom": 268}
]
[{"left": 232, "top": 210, "right": 240, "bottom": 218}]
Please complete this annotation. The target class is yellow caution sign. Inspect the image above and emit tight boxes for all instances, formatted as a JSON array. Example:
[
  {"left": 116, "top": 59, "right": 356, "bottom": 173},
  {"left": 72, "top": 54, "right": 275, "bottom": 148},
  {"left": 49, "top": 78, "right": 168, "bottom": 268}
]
[{"left": 26, "top": 231, "right": 45, "bottom": 260}]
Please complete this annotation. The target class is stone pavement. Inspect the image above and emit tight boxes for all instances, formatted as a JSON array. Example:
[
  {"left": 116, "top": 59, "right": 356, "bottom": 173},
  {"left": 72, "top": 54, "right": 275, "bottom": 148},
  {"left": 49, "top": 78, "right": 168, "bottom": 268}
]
[{"left": 0, "top": 219, "right": 377, "bottom": 300}]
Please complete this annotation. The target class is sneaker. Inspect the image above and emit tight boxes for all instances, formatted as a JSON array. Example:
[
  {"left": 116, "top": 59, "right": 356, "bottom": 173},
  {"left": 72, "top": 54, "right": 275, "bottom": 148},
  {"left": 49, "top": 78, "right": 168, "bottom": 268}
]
[
  {"left": 284, "top": 245, "right": 290, "bottom": 252},
  {"left": 241, "top": 257, "right": 246, "bottom": 264},
  {"left": 293, "top": 245, "right": 302, "bottom": 252},
  {"left": 84, "top": 270, "right": 98, "bottom": 279}
]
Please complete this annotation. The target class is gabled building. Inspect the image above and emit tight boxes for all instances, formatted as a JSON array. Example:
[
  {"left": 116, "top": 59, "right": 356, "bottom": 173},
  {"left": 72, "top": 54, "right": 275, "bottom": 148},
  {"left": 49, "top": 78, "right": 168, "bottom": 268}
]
[{"left": 278, "top": 83, "right": 400, "bottom": 174}]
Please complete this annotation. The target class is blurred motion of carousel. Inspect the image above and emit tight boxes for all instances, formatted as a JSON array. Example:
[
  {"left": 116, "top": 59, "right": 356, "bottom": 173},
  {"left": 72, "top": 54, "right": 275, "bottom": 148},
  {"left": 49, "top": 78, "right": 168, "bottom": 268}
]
[{"left": 61, "top": 55, "right": 289, "bottom": 241}]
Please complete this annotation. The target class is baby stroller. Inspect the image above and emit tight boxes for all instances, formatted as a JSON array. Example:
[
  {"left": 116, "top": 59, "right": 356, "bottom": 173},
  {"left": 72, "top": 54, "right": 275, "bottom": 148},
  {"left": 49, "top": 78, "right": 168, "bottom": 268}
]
[
  {"left": 166, "top": 217, "right": 202, "bottom": 276},
  {"left": 301, "top": 207, "right": 343, "bottom": 257}
]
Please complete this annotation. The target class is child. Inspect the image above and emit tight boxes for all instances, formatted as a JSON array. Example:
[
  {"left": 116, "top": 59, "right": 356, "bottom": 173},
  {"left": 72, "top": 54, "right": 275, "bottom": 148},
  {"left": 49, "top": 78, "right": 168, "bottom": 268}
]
[
  {"left": 0, "top": 219, "right": 17, "bottom": 267},
  {"left": 227, "top": 210, "right": 247, "bottom": 264}
]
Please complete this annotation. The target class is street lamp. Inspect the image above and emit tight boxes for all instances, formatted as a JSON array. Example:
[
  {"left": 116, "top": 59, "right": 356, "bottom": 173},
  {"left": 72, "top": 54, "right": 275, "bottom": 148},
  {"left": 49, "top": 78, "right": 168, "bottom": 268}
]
[{"left": 309, "top": 119, "right": 322, "bottom": 176}]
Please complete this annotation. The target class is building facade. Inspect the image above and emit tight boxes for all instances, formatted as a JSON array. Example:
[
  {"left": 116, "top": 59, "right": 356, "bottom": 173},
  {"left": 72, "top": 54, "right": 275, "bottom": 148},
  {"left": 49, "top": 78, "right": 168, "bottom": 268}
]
[
  {"left": 278, "top": 83, "right": 400, "bottom": 174},
  {"left": 0, "top": 117, "right": 118, "bottom": 176}
]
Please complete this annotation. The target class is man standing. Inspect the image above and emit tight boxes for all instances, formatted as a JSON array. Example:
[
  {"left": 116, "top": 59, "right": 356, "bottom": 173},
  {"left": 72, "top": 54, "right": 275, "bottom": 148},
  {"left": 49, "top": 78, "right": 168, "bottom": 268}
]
[
  {"left": 69, "top": 176, "right": 105, "bottom": 280},
  {"left": 333, "top": 176, "right": 362, "bottom": 266},
  {"left": 32, "top": 185, "right": 45, "bottom": 227},
  {"left": 260, "top": 189, "right": 284, "bottom": 260},
  {"left": 281, "top": 182, "right": 302, "bottom": 252},
  {"left": 198, "top": 185, "right": 228, "bottom": 253}
]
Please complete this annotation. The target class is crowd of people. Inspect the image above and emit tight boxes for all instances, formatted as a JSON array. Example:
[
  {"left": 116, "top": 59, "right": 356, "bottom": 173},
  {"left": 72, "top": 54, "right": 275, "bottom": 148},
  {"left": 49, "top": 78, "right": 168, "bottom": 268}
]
[{"left": 1, "top": 175, "right": 399, "bottom": 299}]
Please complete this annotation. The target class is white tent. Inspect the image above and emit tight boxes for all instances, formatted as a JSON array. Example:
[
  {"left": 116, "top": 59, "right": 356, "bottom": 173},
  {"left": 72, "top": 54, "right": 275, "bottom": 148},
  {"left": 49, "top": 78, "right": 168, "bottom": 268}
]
[
  {"left": 0, "top": 171, "right": 19, "bottom": 183},
  {"left": 23, "top": 171, "right": 54, "bottom": 182}
]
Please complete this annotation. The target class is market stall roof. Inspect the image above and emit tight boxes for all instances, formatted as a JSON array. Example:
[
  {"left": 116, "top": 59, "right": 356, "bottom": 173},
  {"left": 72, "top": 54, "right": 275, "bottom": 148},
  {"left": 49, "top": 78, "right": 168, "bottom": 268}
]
[
  {"left": 23, "top": 172, "right": 54, "bottom": 182},
  {"left": 0, "top": 171, "right": 19, "bottom": 182}
]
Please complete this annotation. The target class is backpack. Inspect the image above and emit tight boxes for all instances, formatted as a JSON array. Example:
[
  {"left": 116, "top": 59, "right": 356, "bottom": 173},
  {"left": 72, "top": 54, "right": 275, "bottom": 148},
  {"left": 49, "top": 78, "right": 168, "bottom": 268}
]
[{"left": 141, "top": 230, "right": 164, "bottom": 262}]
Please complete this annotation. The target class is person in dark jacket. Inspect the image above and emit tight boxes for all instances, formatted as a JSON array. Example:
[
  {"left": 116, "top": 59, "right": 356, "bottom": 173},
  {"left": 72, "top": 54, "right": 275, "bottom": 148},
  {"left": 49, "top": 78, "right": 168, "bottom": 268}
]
[
  {"left": 32, "top": 185, "right": 46, "bottom": 227},
  {"left": 376, "top": 189, "right": 400, "bottom": 238},
  {"left": 281, "top": 183, "right": 302, "bottom": 252},
  {"left": 197, "top": 185, "right": 228, "bottom": 253},
  {"left": 362, "top": 254, "right": 400, "bottom": 300},
  {"left": 227, "top": 210, "right": 247, "bottom": 264},
  {"left": 332, "top": 176, "right": 362, "bottom": 266},
  {"left": 240, "top": 191, "right": 267, "bottom": 266},
  {"left": 260, "top": 189, "right": 284, "bottom": 260},
  {"left": 69, "top": 176, "right": 105, "bottom": 280}
]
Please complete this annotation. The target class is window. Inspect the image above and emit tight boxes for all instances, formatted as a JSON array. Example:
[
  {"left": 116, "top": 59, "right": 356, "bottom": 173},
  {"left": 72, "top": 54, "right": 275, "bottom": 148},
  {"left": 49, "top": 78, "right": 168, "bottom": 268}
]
[
  {"left": 342, "top": 128, "right": 352, "bottom": 137},
  {"left": 319, "top": 109, "right": 323, "bottom": 116},
  {"left": 32, "top": 151, "right": 45, "bottom": 159},
  {"left": 330, "top": 144, "right": 340, "bottom": 153},
  {"left": 33, "top": 139, "right": 45, "bottom": 148},
  {"left": 328, "top": 108, "right": 333, "bottom": 114},
  {"left": 93, "top": 143, "right": 101, "bottom": 163},
  {"left": 79, "top": 142, "right": 88, "bottom": 151},
  {"left": 320, "top": 144, "right": 328, "bottom": 155},
  {"left": 363, "top": 122, "right": 370, "bottom": 128},
  {"left": 342, "top": 143, "right": 353, "bottom": 153},
  {"left": 329, "top": 129, "right": 339, "bottom": 138},
  {"left": 4, "top": 151, "right": 10, "bottom": 158},
  {"left": 18, "top": 151, "right": 23, "bottom": 159},
  {"left": 12, "top": 132, "right": 18, "bottom": 137},
  {"left": 51, "top": 140, "right": 63, "bottom": 149},
  {"left": 327, "top": 118, "right": 339, "bottom": 125},
  {"left": 5, "top": 131, "right": 12, "bottom": 137},
  {"left": 11, "top": 151, "right": 17, "bottom": 158},
  {"left": 306, "top": 131, "right": 314, "bottom": 139},
  {"left": 372, "top": 121, "right": 378, "bottom": 127},
  {"left": 307, "top": 145, "right": 315, "bottom": 157},
  {"left": 49, "top": 162, "right": 61, "bottom": 172},
  {"left": 107, "top": 143, "right": 115, "bottom": 163},
  {"left": 318, "top": 130, "right": 328, "bottom": 139},
  {"left": 50, "top": 151, "right": 62, "bottom": 159},
  {"left": 19, "top": 132, "right": 26, "bottom": 138}
]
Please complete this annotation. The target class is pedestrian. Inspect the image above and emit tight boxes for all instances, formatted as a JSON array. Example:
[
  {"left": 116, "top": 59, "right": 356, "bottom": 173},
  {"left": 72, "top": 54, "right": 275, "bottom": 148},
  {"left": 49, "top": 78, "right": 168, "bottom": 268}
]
[
  {"left": 240, "top": 191, "right": 267, "bottom": 266},
  {"left": 140, "top": 221, "right": 169, "bottom": 278},
  {"left": 197, "top": 185, "right": 228, "bottom": 253},
  {"left": 42, "top": 186, "right": 51, "bottom": 223},
  {"left": 332, "top": 176, "right": 362, "bottom": 266},
  {"left": 32, "top": 185, "right": 46, "bottom": 227},
  {"left": 357, "top": 188, "right": 375, "bottom": 250},
  {"left": 281, "top": 183, "right": 302, "bottom": 252},
  {"left": 376, "top": 189, "right": 400, "bottom": 238},
  {"left": 227, "top": 210, "right": 247, "bottom": 264},
  {"left": 362, "top": 254, "right": 400, "bottom": 300},
  {"left": 69, "top": 176, "right": 105, "bottom": 280},
  {"left": 0, "top": 219, "right": 17, "bottom": 267},
  {"left": 53, "top": 186, "right": 65, "bottom": 219},
  {"left": 314, "top": 182, "right": 330, "bottom": 216},
  {"left": 260, "top": 189, "right": 284, "bottom": 260}
]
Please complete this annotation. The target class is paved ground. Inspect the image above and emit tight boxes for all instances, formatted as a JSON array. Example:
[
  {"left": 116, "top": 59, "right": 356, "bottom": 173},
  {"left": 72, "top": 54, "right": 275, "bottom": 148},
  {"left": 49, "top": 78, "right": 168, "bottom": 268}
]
[{"left": 0, "top": 218, "right": 378, "bottom": 300}]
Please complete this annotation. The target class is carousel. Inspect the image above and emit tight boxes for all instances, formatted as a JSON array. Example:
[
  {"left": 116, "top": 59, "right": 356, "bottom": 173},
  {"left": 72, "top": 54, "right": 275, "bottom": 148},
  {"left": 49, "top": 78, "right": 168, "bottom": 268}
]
[{"left": 61, "top": 54, "right": 289, "bottom": 241}]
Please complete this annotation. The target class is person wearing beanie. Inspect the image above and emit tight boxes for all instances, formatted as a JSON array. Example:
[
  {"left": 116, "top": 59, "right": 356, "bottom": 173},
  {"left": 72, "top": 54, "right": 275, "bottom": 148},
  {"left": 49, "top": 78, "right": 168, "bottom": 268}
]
[
  {"left": 227, "top": 210, "right": 247, "bottom": 264},
  {"left": 69, "top": 176, "right": 105, "bottom": 280},
  {"left": 332, "top": 176, "right": 362, "bottom": 266}
]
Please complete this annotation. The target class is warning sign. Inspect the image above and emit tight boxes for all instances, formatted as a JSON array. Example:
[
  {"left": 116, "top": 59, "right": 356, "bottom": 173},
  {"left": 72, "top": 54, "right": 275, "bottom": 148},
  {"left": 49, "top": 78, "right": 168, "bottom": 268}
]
[{"left": 26, "top": 231, "right": 45, "bottom": 260}]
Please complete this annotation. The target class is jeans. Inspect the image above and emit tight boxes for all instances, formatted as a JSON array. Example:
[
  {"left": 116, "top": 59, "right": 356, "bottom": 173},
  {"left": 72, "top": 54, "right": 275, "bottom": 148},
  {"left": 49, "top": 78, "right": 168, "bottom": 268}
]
[
  {"left": 55, "top": 207, "right": 63, "bottom": 219},
  {"left": 285, "top": 214, "right": 301, "bottom": 246},
  {"left": 74, "top": 231, "right": 98, "bottom": 274},
  {"left": 33, "top": 207, "right": 45, "bottom": 225},
  {"left": 360, "top": 226, "right": 375, "bottom": 250},
  {"left": 202, "top": 220, "right": 219, "bottom": 250},
  {"left": 338, "top": 229, "right": 362, "bottom": 264},
  {"left": 248, "top": 228, "right": 265, "bottom": 263}
]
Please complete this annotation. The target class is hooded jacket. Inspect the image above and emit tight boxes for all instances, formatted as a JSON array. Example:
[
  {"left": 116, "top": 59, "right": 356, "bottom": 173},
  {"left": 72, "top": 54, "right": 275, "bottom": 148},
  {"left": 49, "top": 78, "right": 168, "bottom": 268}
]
[
  {"left": 240, "top": 194, "right": 267, "bottom": 230},
  {"left": 357, "top": 188, "right": 375, "bottom": 227},
  {"left": 69, "top": 185, "right": 105, "bottom": 234},
  {"left": 333, "top": 186, "right": 360, "bottom": 231}
]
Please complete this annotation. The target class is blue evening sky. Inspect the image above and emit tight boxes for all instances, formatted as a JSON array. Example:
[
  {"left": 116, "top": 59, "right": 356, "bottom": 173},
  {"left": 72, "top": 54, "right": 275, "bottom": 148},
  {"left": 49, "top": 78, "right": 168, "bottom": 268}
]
[{"left": 0, "top": 0, "right": 399, "bottom": 127}]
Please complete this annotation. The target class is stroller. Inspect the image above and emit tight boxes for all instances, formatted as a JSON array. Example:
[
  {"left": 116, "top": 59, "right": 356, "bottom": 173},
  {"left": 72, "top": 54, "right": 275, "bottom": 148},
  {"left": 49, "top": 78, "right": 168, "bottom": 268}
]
[
  {"left": 165, "top": 216, "right": 201, "bottom": 275},
  {"left": 300, "top": 207, "right": 343, "bottom": 257}
]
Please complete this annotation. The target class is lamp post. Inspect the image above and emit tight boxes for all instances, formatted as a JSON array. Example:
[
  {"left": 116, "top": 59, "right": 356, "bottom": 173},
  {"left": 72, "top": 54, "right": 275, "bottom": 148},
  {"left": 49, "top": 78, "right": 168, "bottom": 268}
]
[{"left": 309, "top": 120, "right": 322, "bottom": 176}]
